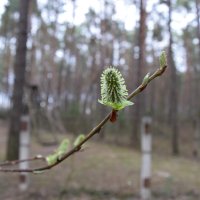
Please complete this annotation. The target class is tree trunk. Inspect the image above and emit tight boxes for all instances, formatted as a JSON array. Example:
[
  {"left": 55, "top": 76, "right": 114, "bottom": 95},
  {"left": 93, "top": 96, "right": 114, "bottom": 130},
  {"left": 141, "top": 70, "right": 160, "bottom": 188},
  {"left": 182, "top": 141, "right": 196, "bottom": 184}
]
[
  {"left": 195, "top": 0, "right": 200, "bottom": 56},
  {"left": 194, "top": 0, "right": 200, "bottom": 157},
  {"left": 132, "top": 0, "right": 147, "bottom": 147},
  {"left": 195, "top": 0, "right": 200, "bottom": 115},
  {"left": 6, "top": 0, "right": 30, "bottom": 160},
  {"left": 167, "top": 0, "right": 179, "bottom": 155}
]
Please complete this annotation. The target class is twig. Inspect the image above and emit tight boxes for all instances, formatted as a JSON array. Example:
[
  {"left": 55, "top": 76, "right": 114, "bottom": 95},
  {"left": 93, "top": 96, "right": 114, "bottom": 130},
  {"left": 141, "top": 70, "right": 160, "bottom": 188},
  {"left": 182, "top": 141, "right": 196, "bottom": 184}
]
[
  {"left": 0, "top": 65, "right": 167, "bottom": 173},
  {"left": 0, "top": 155, "right": 46, "bottom": 167}
]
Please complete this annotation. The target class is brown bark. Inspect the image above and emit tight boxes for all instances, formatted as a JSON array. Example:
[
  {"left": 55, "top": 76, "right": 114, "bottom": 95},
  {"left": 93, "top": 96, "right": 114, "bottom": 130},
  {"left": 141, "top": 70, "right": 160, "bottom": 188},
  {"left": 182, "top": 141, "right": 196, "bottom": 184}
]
[
  {"left": 195, "top": 0, "right": 200, "bottom": 57},
  {"left": 195, "top": 0, "right": 200, "bottom": 112},
  {"left": 132, "top": 0, "right": 147, "bottom": 147},
  {"left": 182, "top": 28, "right": 194, "bottom": 118},
  {"left": 193, "top": 0, "right": 200, "bottom": 157},
  {"left": 6, "top": 0, "right": 30, "bottom": 160},
  {"left": 167, "top": 0, "right": 179, "bottom": 155}
]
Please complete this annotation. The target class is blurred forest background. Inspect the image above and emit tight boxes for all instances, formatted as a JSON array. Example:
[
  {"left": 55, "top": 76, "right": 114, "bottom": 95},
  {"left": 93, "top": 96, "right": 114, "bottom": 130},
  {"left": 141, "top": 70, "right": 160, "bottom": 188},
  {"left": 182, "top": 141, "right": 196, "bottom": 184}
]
[{"left": 0, "top": 0, "right": 200, "bottom": 199}]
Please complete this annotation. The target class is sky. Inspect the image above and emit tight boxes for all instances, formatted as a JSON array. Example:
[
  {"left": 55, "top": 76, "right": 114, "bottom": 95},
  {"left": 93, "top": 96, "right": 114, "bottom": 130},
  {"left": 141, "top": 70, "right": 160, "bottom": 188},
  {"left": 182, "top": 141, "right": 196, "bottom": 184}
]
[
  {"left": 37, "top": 0, "right": 138, "bottom": 30},
  {"left": 0, "top": 0, "right": 194, "bottom": 31}
]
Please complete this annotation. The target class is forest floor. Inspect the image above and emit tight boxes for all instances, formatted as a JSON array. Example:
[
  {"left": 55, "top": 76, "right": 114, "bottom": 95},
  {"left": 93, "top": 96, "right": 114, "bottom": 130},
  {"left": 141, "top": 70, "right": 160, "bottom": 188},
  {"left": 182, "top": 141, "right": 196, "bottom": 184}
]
[{"left": 0, "top": 121, "right": 200, "bottom": 200}]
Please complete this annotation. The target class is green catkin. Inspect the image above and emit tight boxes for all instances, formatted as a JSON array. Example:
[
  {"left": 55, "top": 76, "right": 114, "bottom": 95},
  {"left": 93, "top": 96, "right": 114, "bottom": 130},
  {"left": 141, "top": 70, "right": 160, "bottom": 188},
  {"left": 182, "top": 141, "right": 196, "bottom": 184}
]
[{"left": 98, "top": 67, "right": 133, "bottom": 110}]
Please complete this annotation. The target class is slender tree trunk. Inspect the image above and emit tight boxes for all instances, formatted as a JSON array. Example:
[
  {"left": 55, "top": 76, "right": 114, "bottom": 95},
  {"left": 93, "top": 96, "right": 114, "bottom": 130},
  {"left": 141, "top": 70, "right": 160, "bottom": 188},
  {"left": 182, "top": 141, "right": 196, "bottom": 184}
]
[
  {"left": 195, "top": 0, "right": 200, "bottom": 56},
  {"left": 148, "top": 47, "right": 155, "bottom": 115},
  {"left": 98, "top": 28, "right": 106, "bottom": 140},
  {"left": 167, "top": 0, "right": 179, "bottom": 155},
  {"left": 195, "top": 0, "right": 200, "bottom": 113},
  {"left": 6, "top": 0, "right": 30, "bottom": 160},
  {"left": 2, "top": 5, "right": 10, "bottom": 94},
  {"left": 182, "top": 29, "right": 193, "bottom": 117},
  {"left": 193, "top": 0, "right": 200, "bottom": 157},
  {"left": 132, "top": 0, "right": 147, "bottom": 147}
]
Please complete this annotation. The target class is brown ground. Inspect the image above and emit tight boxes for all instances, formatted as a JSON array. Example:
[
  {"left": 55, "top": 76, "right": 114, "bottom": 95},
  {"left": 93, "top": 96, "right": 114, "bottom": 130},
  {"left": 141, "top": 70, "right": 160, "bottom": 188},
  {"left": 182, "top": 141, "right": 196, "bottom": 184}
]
[{"left": 0, "top": 121, "right": 200, "bottom": 200}]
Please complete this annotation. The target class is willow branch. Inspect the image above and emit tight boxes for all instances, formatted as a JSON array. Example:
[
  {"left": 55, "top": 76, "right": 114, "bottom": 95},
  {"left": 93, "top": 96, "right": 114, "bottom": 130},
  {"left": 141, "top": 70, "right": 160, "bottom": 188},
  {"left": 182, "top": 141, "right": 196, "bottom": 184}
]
[
  {"left": 0, "top": 65, "right": 167, "bottom": 173},
  {"left": 0, "top": 155, "right": 46, "bottom": 167}
]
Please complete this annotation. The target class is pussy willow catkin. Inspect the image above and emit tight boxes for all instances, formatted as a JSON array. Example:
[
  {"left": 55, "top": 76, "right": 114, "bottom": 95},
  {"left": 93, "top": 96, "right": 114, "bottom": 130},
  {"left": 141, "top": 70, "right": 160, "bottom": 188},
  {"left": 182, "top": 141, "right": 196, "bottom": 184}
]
[{"left": 98, "top": 67, "right": 133, "bottom": 110}]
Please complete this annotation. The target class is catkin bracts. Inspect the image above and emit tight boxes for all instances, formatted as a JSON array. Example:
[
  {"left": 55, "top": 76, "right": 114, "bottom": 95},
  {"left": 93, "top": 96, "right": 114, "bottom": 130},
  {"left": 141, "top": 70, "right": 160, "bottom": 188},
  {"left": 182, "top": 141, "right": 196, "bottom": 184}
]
[{"left": 98, "top": 67, "right": 133, "bottom": 110}]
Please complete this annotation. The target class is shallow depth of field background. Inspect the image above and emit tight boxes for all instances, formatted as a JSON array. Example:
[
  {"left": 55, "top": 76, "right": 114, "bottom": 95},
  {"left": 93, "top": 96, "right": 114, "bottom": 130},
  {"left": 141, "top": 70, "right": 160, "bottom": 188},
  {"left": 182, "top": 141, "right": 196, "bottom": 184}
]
[{"left": 0, "top": 0, "right": 200, "bottom": 199}]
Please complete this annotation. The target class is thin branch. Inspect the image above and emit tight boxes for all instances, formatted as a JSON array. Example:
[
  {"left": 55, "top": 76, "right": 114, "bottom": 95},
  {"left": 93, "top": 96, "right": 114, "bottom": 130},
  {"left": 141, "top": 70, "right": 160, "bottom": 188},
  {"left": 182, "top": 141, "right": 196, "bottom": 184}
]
[
  {"left": 0, "top": 155, "right": 46, "bottom": 167},
  {"left": 0, "top": 65, "right": 167, "bottom": 173}
]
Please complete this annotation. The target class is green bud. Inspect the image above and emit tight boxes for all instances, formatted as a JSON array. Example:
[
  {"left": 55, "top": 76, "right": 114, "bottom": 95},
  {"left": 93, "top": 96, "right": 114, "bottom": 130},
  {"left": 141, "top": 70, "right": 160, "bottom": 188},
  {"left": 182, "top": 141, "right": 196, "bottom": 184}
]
[
  {"left": 46, "top": 154, "right": 58, "bottom": 166},
  {"left": 46, "top": 138, "right": 70, "bottom": 165},
  {"left": 159, "top": 51, "right": 167, "bottom": 69},
  {"left": 142, "top": 73, "right": 150, "bottom": 85},
  {"left": 33, "top": 170, "right": 44, "bottom": 174},
  {"left": 74, "top": 134, "right": 85, "bottom": 147},
  {"left": 56, "top": 139, "right": 70, "bottom": 158}
]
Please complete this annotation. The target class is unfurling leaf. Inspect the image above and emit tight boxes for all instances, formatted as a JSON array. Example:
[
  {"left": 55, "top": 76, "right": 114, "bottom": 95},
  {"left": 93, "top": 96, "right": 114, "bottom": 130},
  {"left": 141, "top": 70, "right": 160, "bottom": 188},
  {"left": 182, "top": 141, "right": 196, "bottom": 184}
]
[
  {"left": 98, "top": 67, "right": 133, "bottom": 110},
  {"left": 159, "top": 51, "right": 167, "bottom": 69},
  {"left": 74, "top": 134, "right": 85, "bottom": 147}
]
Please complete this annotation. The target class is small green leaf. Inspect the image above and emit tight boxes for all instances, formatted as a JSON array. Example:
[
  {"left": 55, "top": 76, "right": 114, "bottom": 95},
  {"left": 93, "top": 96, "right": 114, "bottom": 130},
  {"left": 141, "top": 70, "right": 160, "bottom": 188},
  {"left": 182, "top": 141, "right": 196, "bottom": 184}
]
[
  {"left": 142, "top": 73, "right": 150, "bottom": 85},
  {"left": 159, "top": 51, "right": 167, "bottom": 69},
  {"left": 98, "top": 99, "right": 133, "bottom": 110},
  {"left": 74, "top": 134, "right": 85, "bottom": 147}
]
